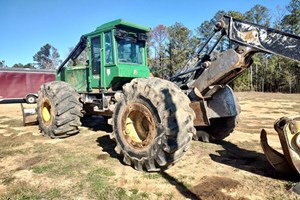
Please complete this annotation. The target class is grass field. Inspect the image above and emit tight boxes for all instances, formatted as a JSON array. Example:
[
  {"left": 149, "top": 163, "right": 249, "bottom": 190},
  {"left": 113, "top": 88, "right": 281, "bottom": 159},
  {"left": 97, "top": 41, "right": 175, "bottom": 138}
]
[{"left": 0, "top": 92, "right": 300, "bottom": 199}]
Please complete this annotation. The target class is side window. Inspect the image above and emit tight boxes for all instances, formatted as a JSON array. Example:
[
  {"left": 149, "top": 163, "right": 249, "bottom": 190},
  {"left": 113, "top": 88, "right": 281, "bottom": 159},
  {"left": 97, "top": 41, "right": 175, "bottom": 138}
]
[
  {"left": 105, "top": 32, "right": 113, "bottom": 65},
  {"left": 91, "top": 37, "right": 101, "bottom": 75},
  {"left": 117, "top": 37, "right": 143, "bottom": 64}
]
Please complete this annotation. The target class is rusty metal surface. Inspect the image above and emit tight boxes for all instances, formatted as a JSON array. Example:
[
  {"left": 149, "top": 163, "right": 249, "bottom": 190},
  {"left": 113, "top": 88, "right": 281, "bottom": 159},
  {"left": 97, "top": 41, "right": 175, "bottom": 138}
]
[
  {"left": 260, "top": 129, "right": 294, "bottom": 175},
  {"left": 189, "top": 85, "right": 239, "bottom": 126},
  {"left": 191, "top": 49, "right": 242, "bottom": 94},
  {"left": 189, "top": 101, "right": 209, "bottom": 126}
]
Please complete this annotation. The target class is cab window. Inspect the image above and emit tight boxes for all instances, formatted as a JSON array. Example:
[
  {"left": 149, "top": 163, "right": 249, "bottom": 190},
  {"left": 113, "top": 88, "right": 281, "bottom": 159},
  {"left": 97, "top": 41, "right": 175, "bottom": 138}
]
[
  {"left": 105, "top": 32, "right": 114, "bottom": 65},
  {"left": 91, "top": 37, "right": 101, "bottom": 75},
  {"left": 117, "top": 36, "right": 143, "bottom": 64}
]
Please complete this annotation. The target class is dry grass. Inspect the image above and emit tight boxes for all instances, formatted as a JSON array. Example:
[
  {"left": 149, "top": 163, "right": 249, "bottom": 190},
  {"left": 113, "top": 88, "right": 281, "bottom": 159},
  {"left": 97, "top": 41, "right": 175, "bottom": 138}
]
[{"left": 1, "top": 92, "right": 300, "bottom": 199}]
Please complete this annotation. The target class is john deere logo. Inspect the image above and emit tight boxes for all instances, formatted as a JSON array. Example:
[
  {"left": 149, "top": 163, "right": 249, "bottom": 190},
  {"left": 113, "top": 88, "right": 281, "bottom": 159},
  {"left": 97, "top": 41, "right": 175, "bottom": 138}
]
[{"left": 133, "top": 70, "right": 138, "bottom": 75}]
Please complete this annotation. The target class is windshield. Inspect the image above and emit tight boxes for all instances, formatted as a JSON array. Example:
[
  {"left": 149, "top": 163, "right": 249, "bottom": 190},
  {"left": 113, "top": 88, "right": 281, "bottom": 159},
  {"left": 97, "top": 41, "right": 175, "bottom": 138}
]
[{"left": 117, "top": 37, "right": 144, "bottom": 64}]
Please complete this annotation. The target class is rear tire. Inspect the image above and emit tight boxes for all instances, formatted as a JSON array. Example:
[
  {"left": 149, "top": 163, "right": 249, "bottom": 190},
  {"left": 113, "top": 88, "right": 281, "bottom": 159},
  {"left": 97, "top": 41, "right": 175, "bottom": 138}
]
[
  {"left": 37, "top": 81, "right": 83, "bottom": 138},
  {"left": 111, "top": 78, "right": 196, "bottom": 171}
]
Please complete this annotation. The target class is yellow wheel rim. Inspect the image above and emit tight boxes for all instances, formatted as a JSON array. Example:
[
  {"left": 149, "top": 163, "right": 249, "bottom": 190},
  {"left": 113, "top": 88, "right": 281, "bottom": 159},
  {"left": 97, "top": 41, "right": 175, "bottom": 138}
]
[
  {"left": 122, "top": 103, "right": 156, "bottom": 150},
  {"left": 41, "top": 100, "right": 52, "bottom": 124},
  {"left": 42, "top": 106, "right": 51, "bottom": 122}
]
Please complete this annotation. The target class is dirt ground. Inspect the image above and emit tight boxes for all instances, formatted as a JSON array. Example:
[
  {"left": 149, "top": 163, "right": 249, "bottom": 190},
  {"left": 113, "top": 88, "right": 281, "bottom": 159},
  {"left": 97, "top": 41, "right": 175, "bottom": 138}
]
[{"left": 0, "top": 92, "right": 300, "bottom": 199}]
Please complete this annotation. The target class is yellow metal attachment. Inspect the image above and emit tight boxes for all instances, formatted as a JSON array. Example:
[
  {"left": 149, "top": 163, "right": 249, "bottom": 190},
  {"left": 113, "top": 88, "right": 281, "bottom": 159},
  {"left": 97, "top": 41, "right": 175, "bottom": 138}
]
[
  {"left": 261, "top": 116, "right": 300, "bottom": 176},
  {"left": 285, "top": 120, "right": 300, "bottom": 152},
  {"left": 286, "top": 121, "right": 300, "bottom": 151}
]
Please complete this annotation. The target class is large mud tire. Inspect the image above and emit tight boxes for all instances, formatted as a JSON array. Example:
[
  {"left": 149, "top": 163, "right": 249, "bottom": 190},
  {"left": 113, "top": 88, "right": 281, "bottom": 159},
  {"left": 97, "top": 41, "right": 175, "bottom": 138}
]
[
  {"left": 111, "top": 78, "right": 196, "bottom": 171},
  {"left": 37, "top": 81, "right": 83, "bottom": 138}
]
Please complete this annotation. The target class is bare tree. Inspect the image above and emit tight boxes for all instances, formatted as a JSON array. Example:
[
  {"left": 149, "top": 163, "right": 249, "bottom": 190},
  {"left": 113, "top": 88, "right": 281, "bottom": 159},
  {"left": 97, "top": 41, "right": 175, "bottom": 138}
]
[
  {"left": 150, "top": 25, "right": 168, "bottom": 76},
  {"left": 33, "top": 44, "right": 61, "bottom": 69}
]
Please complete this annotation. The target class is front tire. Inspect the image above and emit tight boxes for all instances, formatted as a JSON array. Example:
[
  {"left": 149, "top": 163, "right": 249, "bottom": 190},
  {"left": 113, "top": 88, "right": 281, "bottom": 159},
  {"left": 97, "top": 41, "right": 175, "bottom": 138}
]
[
  {"left": 112, "top": 78, "right": 196, "bottom": 171},
  {"left": 37, "top": 81, "right": 83, "bottom": 138}
]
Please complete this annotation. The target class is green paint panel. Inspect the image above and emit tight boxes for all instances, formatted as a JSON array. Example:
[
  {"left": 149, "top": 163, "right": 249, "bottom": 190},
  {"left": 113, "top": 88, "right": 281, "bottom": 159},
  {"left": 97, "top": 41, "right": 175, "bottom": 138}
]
[
  {"left": 103, "top": 64, "right": 150, "bottom": 88},
  {"left": 64, "top": 66, "right": 89, "bottom": 92}
]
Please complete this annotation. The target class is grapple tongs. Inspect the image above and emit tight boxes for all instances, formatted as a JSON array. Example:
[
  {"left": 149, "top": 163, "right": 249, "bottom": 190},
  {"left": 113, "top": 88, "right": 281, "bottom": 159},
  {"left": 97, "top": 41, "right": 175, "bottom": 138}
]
[{"left": 261, "top": 116, "right": 300, "bottom": 175}]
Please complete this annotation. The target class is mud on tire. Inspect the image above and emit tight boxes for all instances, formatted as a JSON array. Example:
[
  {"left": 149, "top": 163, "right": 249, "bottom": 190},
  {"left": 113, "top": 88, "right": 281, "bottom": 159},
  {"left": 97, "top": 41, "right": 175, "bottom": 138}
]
[
  {"left": 111, "top": 77, "right": 196, "bottom": 171},
  {"left": 37, "top": 81, "right": 83, "bottom": 138}
]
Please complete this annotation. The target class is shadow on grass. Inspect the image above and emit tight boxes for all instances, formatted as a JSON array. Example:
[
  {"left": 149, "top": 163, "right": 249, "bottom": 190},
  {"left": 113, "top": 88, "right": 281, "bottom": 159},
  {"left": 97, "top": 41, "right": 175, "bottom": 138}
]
[
  {"left": 81, "top": 115, "right": 112, "bottom": 132},
  {"left": 160, "top": 171, "right": 200, "bottom": 200},
  {"left": 96, "top": 135, "right": 119, "bottom": 160},
  {"left": 95, "top": 136, "right": 200, "bottom": 199},
  {"left": 210, "top": 140, "right": 299, "bottom": 181},
  {"left": 81, "top": 116, "right": 121, "bottom": 161}
]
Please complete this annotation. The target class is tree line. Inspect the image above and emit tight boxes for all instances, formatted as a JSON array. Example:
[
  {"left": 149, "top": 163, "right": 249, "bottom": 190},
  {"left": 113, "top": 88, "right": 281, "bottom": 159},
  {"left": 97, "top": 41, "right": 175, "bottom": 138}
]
[
  {"left": 0, "top": 43, "right": 61, "bottom": 70},
  {"left": 1, "top": 0, "right": 298, "bottom": 93},
  {"left": 148, "top": 0, "right": 299, "bottom": 93}
]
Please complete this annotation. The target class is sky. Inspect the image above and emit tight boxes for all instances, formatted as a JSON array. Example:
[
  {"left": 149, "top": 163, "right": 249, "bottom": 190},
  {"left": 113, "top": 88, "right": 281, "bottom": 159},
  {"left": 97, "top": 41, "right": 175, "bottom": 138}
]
[{"left": 0, "top": 0, "right": 291, "bottom": 67}]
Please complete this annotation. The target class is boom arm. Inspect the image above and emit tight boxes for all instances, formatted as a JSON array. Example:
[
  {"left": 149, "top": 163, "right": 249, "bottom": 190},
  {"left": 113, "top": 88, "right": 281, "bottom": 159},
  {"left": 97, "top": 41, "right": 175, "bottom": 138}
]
[
  {"left": 172, "top": 16, "right": 300, "bottom": 95},
  {"left": 225, "top": 16, "right": 300, "bottom": 62},
  {"left": 57, "top": 36, "right": 87, "bottom": 73},
  {"left": 191, "top": 17, "right": 300, "bottom": 176}
]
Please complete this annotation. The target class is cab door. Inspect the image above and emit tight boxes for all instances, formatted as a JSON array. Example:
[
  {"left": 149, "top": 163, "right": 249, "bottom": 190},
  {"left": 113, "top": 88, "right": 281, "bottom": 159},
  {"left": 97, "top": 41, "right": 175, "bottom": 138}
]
[{"left": 89, "top": 35, "right": 101, "bottom": 88}]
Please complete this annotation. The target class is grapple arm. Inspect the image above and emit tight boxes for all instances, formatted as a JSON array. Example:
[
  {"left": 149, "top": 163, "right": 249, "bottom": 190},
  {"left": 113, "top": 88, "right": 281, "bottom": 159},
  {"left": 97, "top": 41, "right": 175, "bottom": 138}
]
[
  {"left": 222, "top": 16, "right": 300, "bottom": 176},
  {"left": 191, "top": 16, "right": 300, "bottom": 176},
  {"left": 224, "top": 16, "right": 300, "bottom": 63},
  {"left": 261, "top": 117, "right": 300, "bottom": 175},
  {"left": 192, "top": 16, "right": 300, "bottom": 95}
]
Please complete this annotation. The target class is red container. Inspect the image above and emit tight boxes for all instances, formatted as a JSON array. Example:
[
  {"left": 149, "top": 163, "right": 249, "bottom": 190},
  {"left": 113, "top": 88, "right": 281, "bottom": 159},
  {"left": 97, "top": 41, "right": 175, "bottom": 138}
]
[{"left": 0, "top": 68, "right": 56, "bottom": 102}]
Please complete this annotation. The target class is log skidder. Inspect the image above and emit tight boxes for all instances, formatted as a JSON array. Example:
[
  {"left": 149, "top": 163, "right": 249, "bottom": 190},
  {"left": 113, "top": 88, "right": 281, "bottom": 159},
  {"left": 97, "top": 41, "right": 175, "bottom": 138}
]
[
  {"left": 37, "top": 81, "right": 83, "bottom": 138},
  {"left": 31, "top": 16, "right": 300, "bottom": 175},
  {"left": 111, "top": 78, "right": 196, "bottom": 171}
]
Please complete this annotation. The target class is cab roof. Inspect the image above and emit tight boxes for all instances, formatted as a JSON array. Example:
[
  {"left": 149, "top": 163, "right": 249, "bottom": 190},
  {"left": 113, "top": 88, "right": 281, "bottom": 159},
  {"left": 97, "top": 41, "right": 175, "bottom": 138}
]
[{"left": 85, "top": 19, "right": 150, "bottom": 36}]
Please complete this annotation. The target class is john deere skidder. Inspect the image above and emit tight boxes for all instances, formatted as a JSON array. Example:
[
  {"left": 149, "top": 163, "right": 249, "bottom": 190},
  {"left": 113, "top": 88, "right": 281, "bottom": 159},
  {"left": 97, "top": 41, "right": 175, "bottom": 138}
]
[
  {"left": 37, "top": 19, "right": 195, "bottom": 171},
  {"left": 37, "top": 17, "right": 300, "bottom": 174}
]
